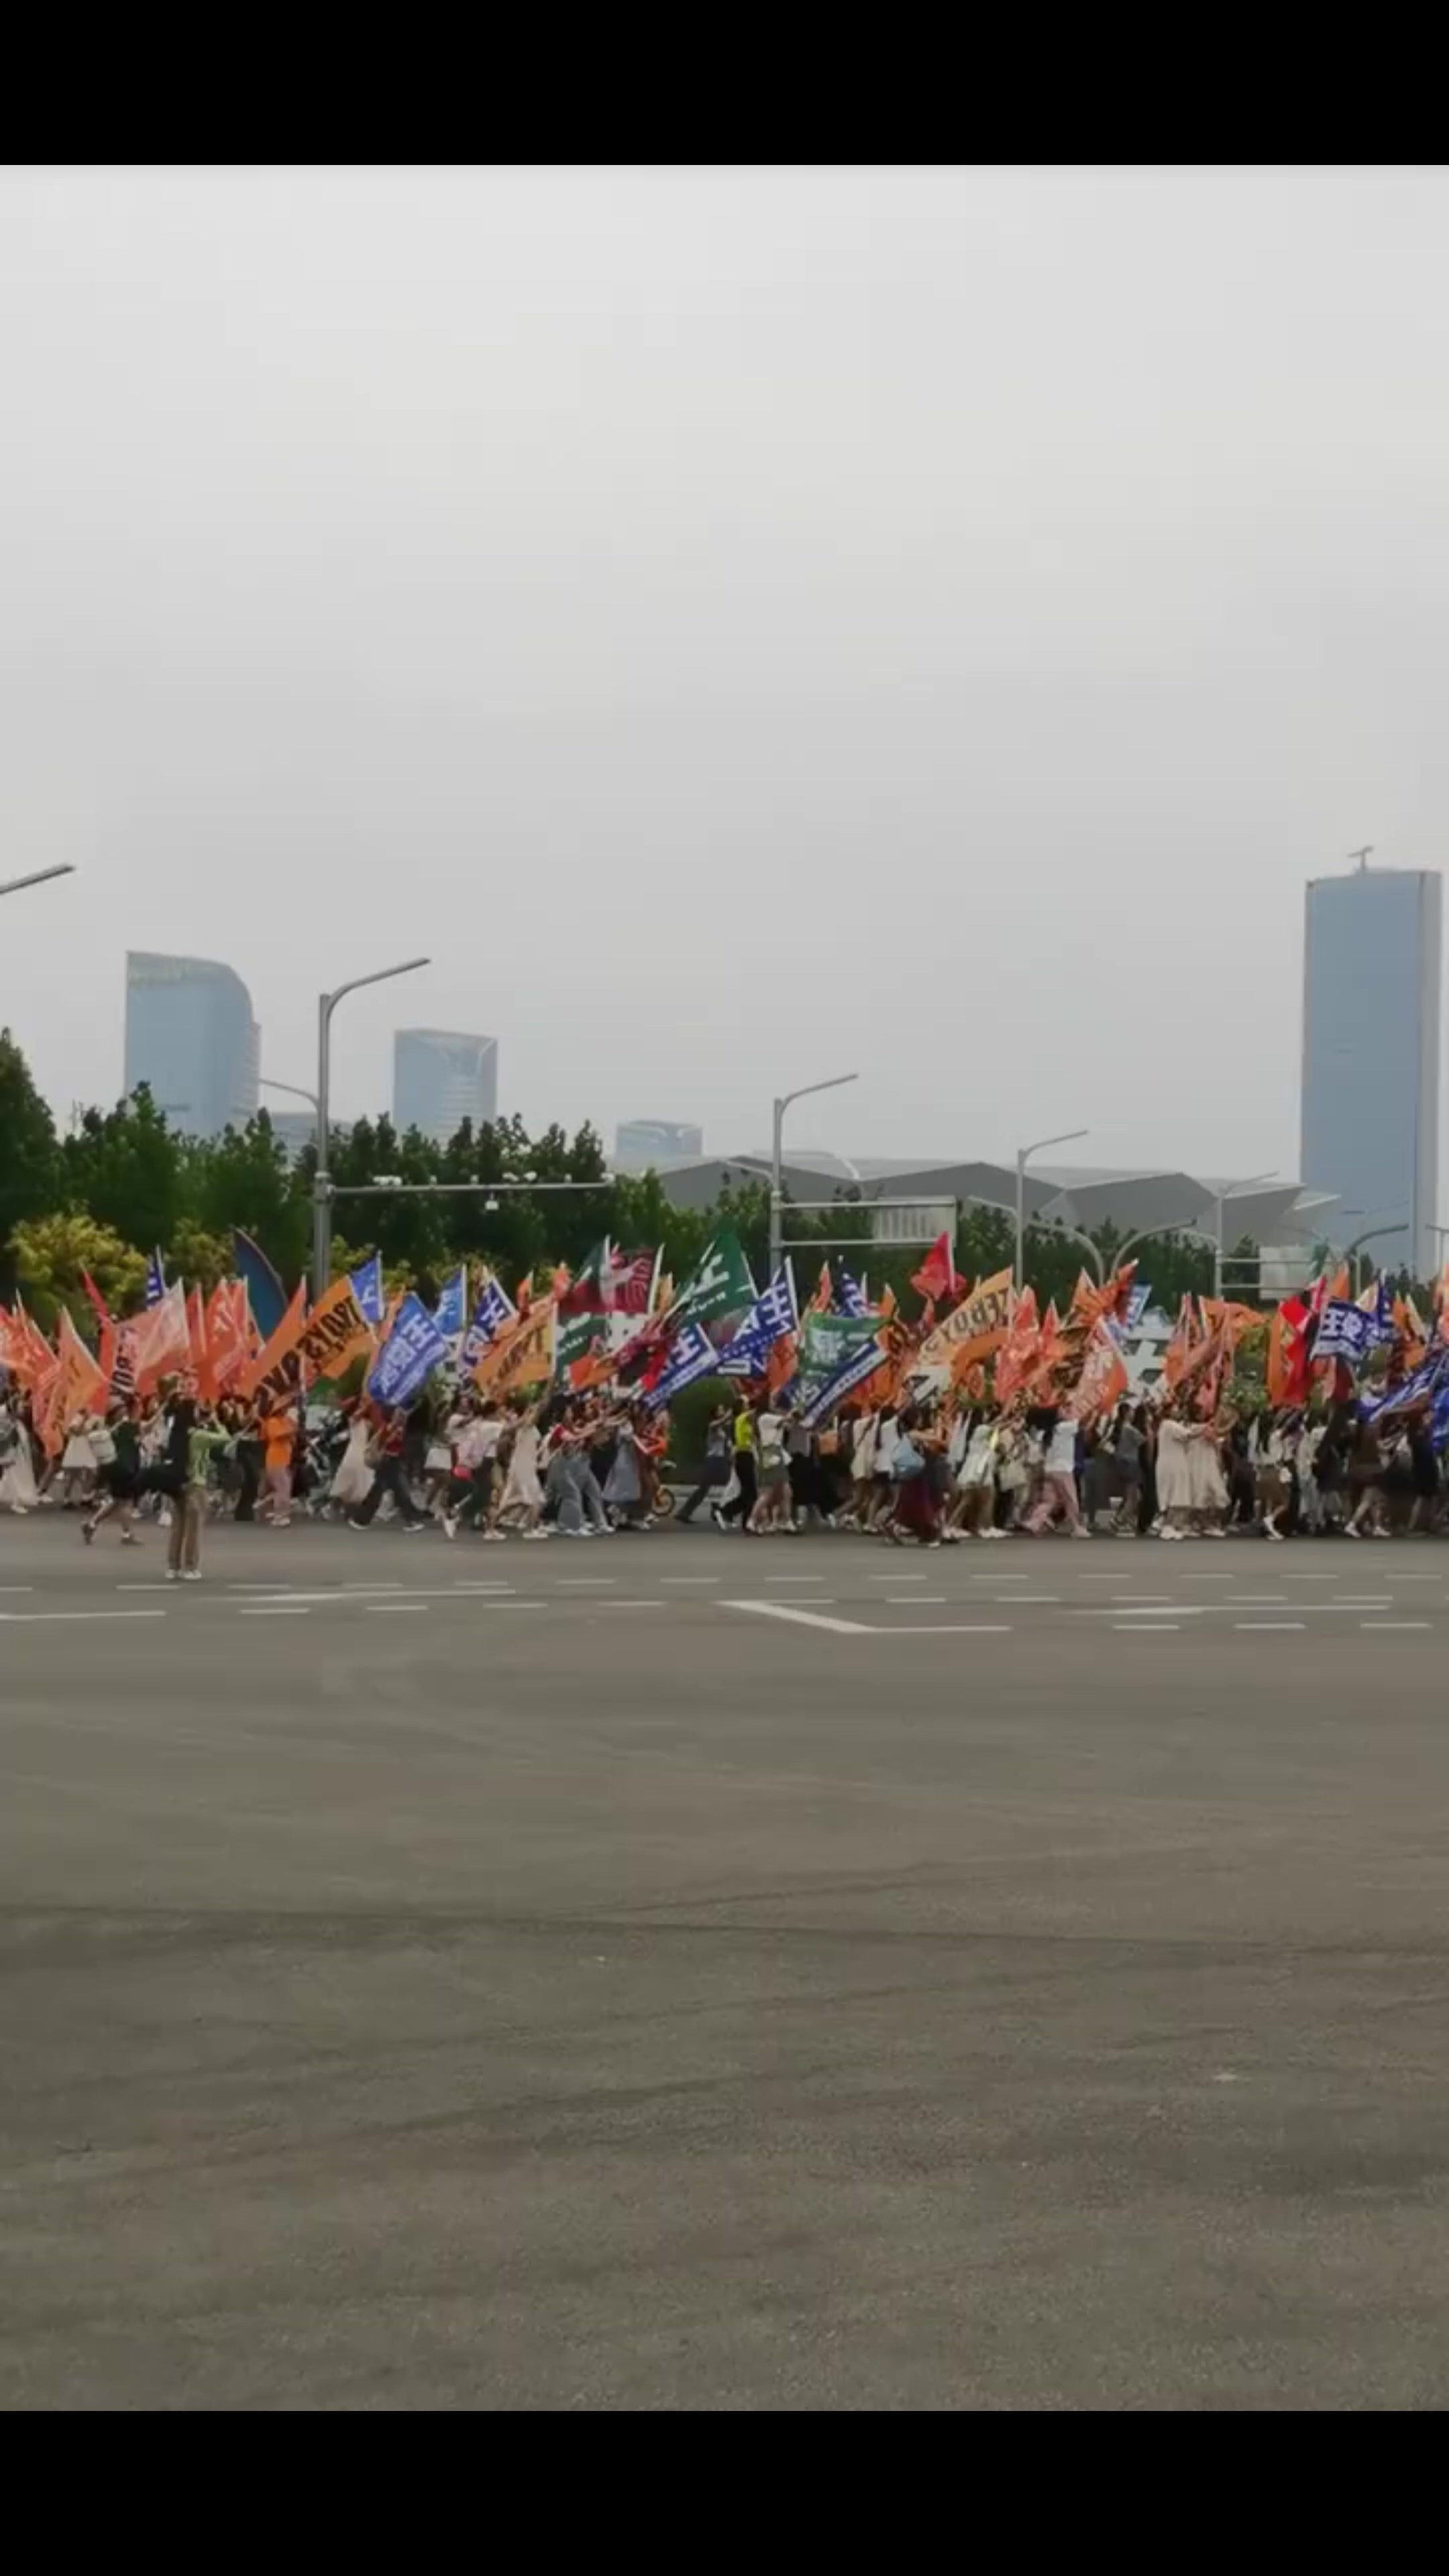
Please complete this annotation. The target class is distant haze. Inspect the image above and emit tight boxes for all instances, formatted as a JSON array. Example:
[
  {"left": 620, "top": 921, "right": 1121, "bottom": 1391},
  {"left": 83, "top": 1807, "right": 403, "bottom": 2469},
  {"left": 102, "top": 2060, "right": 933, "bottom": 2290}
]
[{"left": 3, "top": 168, "right": 1447, "bottom": 1193}]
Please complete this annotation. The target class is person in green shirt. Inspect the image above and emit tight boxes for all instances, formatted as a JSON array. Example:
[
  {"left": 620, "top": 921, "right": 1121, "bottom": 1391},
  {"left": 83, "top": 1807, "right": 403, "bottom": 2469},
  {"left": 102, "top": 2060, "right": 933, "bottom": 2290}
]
[{"left": 166, "top": 1394, "right": 232, "bottom": 1581}]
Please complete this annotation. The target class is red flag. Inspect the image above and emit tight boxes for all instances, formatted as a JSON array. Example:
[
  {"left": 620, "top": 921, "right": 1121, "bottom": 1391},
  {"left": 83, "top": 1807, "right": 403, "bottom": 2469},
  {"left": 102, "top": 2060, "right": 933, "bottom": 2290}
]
[
  {"left": 78, "top": 1269, "right": 111, "bottom": 1333},
  {"left": 188, "top": 1285, "right": 212, "bottom": 1401},
  {"left": 132, "top": 1278, "right": 191, "bottom": 1395},
  {"left": 910, "top": 1230, "right": 964, "bottom": 1305}
]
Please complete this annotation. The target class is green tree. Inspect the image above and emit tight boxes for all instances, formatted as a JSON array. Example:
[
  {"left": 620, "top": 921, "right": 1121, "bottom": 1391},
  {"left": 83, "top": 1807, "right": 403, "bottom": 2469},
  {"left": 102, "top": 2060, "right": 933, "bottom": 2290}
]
[
  {"left": 186, "top": 1112, "right": 309, "bottom": 1282},
  {"left": 166, "top": 1220, "right": 235, "bottom": 1296},
  {"left": 0, "top": 1028, "right": 59, "bottom": 1280},
  {"left": 60, "top": 1085, "right": 185, "bottom": 1260},
  {"left": 9, "top": 1210, "right": 147, "bottom": 1322}
]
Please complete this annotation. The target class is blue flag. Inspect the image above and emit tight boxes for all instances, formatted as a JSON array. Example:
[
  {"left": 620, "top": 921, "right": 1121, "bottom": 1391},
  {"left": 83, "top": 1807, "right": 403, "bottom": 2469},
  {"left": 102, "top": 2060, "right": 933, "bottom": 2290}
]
[
  {"left": 835, "top": 1265, "right": 872, "bottom": 1321},
  {"left": 641, "top": 1322, "right": 720, "bottom": 1410},
  {"left": 1123, "top": 1283, "right": 1151, "bottom": 1334},
  {"left": 716, "top": 1265, "right": 798, "bottom": 1377},
  {"left": 144, "top": 1248, "right": 166, "bottom": 1309},
  {"left": 367, "top": 1291, "right": 449, "bottom": 1410},
  {"left": 460, "top": 1277, "right": 518, "bottom": 1377},
  {"left": 349, "top": 1253, "right": 384, "bottom": 1328},
  {"left": 1313, "top": 1299, "right": 1376, "bottom": 1366},
  {"left": 232, "top": 1228, "right": 288, "bottom": 1342},
  {"left": 800, "top": 1332, "right": 885, "bottom": 1430},
  {"left": 433, "top": 1265, "right": 468, "bottom": 1339},
  {"left": 1360, "top": 1350, "right": 1449, "bottom": 1424}
]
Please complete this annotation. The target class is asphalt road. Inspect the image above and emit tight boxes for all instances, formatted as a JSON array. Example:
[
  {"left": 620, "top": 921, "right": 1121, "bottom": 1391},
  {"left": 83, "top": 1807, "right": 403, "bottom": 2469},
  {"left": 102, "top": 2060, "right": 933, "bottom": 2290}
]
[{"left": 3, "top": 1512, "right": 1449, "bottom": 2408}]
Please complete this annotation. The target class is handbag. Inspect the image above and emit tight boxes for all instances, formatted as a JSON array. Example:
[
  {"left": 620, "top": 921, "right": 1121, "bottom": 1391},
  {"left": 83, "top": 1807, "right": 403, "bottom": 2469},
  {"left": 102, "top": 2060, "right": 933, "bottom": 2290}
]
[{"left": 892, "top": 1437, "right": 924, "bottom": 1481}]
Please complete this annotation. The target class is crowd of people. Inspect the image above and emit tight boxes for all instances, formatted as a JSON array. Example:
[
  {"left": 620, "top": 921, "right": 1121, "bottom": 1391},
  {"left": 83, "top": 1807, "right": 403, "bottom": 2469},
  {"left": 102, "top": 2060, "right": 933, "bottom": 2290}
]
[{"left": 3, "top": 1369, "right": 1446, "bottom": 1562}]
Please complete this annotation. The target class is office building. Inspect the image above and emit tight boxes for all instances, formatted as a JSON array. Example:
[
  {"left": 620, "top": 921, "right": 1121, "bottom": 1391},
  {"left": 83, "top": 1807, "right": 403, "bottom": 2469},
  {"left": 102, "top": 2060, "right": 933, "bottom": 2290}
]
[
  {"left": 393, "top": 1028, "right": 498, "bottom": 1146},
  {"left": 124, "top": 951, "right": 260, "bottom": 1138},
  {"left": 614, "top": 1118, "right": 704, "bottom": 1167},
  {"left": 1301, "top": 859, "right": 1441, "bottom": 1277}
]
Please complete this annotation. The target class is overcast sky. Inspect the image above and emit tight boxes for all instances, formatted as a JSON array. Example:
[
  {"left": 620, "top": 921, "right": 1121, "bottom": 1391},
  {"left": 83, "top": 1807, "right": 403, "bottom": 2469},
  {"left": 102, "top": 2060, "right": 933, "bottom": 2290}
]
[{"left": 3, "top": 167, "right": 1447, "bottom": 1187}]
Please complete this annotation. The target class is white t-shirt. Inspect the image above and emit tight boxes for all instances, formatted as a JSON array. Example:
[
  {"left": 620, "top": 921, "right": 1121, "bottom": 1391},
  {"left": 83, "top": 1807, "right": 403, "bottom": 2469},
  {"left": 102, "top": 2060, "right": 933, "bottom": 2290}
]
[
  {"left": 459, "top": 1417, "right": 503, "bottom": 1468},
  {"left": 1046, "top": 1420, "right": 1078, "bottom": 1475}
]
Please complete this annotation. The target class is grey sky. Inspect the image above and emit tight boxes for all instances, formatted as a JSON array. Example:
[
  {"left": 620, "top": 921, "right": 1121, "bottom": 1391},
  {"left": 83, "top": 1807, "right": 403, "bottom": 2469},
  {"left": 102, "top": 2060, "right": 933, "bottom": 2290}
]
[{"left": 3, "top": 168, "right": 1446, "bottom": 1187}]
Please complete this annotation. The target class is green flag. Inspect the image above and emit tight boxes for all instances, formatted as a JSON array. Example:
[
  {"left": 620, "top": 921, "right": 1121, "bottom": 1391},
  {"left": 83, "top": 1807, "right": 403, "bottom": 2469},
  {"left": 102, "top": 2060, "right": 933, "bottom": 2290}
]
[{"left": 672, "top": 1226, "right": 757, "bottom": 1345}]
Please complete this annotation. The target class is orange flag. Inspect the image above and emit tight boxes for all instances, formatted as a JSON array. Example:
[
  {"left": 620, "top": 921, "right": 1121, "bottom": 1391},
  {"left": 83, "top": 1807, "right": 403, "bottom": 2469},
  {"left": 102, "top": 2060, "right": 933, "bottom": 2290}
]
[
  {"left": 236, "top": 1282, "right": 306, "bottom": 1401},
  {"left": 39, "top": 1310, "right": 109, "bottom": 1457}
]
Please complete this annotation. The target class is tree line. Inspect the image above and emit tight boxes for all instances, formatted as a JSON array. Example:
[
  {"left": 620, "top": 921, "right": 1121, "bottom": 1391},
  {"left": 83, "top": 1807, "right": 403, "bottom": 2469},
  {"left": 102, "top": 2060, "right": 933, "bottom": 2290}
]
[{"left": 0, "top": 1026, "right": 1225, "bottom": 1328}]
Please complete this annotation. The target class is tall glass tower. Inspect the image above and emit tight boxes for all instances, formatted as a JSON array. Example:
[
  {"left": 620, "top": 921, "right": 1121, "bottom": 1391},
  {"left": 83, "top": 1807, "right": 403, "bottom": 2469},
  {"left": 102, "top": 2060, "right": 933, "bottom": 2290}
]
[
  {"left": 124, "top": 952, "right": 260, "bottom": 1138},
  {"left": 1301, "top": 861, "right": 1441, "bottom": 1277},
  {"left": 392, "top": 1029, "right": 498, "bottom": 1146}
]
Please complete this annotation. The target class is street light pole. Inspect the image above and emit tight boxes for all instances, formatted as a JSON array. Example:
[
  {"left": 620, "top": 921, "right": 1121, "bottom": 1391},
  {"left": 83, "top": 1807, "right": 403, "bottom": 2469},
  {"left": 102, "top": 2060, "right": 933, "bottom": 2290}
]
[
  {"left": 1014, "top": 1128, "right": 1089, "bottom": 1290},
  {"left": 769, "top": 1073, "right": 858, "bottom": 1279},
  {"left": 1212, "top": 1171, "right": 1277, "bottom": 1299},
  {"left": 1343, "top": 1222, "right": 1408, "bottom": 1297},
  {"left": 313, "top": 958, "right": 429, "bottom": 1294},
  {"left": 0, "top": 863, "right": 76, "bottom": 899}
]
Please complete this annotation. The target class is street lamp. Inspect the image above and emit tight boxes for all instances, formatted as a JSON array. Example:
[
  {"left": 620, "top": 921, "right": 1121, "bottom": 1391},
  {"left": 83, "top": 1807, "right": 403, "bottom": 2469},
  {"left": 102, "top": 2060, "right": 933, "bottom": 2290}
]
[
  {"left": 1344, "top": 1221, "right": 1408, "bottom": 1297},
  {"left": 1014, "top": 1128, "right": 1089, "bottom": 1290},
  {"left": 313, "top": 958, "right": 429, "bottom": 1293},
  {"left": 769, "top": 1073, "right": 858, "bottom": 1277},
  {"left": 0, "top": 863, "right": 76, "bottom": 898},
  {"left": 260, "top": 1075, "right": 319, "bottom": 1116},
  {"left": 1212, "top": 1171, "right": 1277, "bottom": 1298}
]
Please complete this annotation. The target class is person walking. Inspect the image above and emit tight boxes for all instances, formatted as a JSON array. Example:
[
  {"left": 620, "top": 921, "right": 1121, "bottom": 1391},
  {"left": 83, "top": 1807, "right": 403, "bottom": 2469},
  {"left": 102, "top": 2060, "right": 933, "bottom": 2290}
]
[
  {"left": 717, "top": 1397, "right": 759, "bottom": 1532},
  {"left": 82, "top": 1398, "right": 144, "bottom": 1546},
  {"left": 257, "top": 1398, "right": 298, "bottom": 1528},
  {"left": 678, "top": 1401, "right": 732, "bottom": 1525},
  {"left": 1024, "top": 1407, "right": 1089, "bottom": 1536},
  {"left": 497, "top": 1399, "right": 549, "bottom": 1537},
  {"left": 348, "top": 1409, "right": 427, "bottom": 1530},
  {"left": 749, "top": 1398, "right": 792, "bottom": 1532}
]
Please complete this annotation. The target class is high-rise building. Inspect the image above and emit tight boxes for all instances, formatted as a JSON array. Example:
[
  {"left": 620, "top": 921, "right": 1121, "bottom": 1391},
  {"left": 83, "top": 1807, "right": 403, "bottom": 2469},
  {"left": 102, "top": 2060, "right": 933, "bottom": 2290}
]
[
  {"left": 1300, "top": 859, "right": 1441, "bottom": 1277},
  {"left": 614, "top": 1118, "right": 704, "bottom": 1165},
  {"left": 393, "top": 1029, "right": 498, "bottom": 1146},
  {"left": 124, "top": 951, "right": 260, "bottom": 1138}
]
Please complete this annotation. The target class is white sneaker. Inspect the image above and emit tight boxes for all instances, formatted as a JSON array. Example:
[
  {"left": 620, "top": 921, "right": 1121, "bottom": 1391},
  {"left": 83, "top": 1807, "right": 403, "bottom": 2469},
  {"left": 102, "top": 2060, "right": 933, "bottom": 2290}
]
[
  {"left": 441, "top": 1515, "right": 458, "bottom": 1542},
  {"left": 182, "top": 1568, "right": 202, "bottom": 1582},
  {"left": 165, "top": 1568, "right": 179, "bottom": 1582},
  {"left": 1071, "top": 1527, "right": 1092, "bottom": 1540}
]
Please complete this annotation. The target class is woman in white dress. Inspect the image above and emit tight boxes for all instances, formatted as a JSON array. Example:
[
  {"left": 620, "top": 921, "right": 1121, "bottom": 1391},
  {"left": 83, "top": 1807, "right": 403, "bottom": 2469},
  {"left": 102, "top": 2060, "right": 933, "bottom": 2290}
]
[
  {"left": 1154, "top": 1407, "right": 1194, "bottom": 1537},
  {"left": 1187, "top": 1413, "right": 1230, "bottom": 1534},
  {"left": 496, "top": 1401, "right": 547, "bottom": 1537},
  {"left": 59, "top": 1409, "right": 100, "bottom": 1508},
  {"left": 329, "top": 1405, "right": 375, "bottom": 1514},
  {"left": 1, "top": 1399, "right": 41, "bottom": 1515}
]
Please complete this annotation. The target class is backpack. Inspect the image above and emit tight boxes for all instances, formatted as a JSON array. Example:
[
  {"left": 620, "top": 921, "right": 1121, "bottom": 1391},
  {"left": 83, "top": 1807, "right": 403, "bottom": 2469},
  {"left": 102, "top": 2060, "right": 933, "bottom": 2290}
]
[{"left": 892, "top": 1436, "right": 924, "bottom": 1481}]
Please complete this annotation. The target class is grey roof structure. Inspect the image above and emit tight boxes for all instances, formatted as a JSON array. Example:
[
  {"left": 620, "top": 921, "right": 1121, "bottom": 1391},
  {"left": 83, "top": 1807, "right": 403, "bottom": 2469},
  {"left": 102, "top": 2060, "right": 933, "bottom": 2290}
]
[{"left": 619, "top": 1150, "right": 1335, "bottom": 1246}]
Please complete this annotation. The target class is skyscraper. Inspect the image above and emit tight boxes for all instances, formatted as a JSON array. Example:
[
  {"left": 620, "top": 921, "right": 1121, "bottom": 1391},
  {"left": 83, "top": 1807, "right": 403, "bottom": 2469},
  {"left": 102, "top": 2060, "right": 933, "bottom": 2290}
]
[
  {"left": 1300, "top": 859, "right": 1441, "bottom": 1277},
  {"left": 393, "top": 1029, "right": 498, "bottom": 1146},
  {"left": 124, "top": 951, "right": 260, "bottom": 1137}
]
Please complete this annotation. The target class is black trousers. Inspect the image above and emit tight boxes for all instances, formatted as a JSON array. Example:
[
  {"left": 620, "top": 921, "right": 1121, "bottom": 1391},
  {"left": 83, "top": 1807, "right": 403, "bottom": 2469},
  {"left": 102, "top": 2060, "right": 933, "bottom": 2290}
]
[
  {"left": 678, "top": 1460, "right": 725, "bottom": 1523},
  {"left": 233, "top": 1439, "right": 262, "bottom": 1522},
  {"left": 447, "top": 1464, "right": 494, "bottom": 1528},
  {"left": 350, "top": 1456, "right": 425, "bottom": 1526},
  {"left": 719, "top": 1454, "right": 758, "bottom": 1525}
]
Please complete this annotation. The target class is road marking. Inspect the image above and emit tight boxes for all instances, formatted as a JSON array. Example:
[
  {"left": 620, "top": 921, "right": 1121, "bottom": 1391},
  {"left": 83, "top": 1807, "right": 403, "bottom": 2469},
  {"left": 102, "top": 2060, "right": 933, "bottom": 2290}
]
[
  {"left": 725, "top": 1599, "right": 867, "bottom": 1635},
  {"left": 996, "top": 1594, "right": 1059, "bottom": 1603},
  {"left": 1234, "top": 1621, "right": 1305, "bottom": 1631},
  {"left": 1114, "top": 1621, "right": 1181, "bottom": 1632},
  {"left": 1225, "top": 1596, "right": 1291, "bottom": 1605},
  {"left": 765, "top": 1575, "right": 833, "bottom": 1587},
  {"left": 869, "top": 1571, "right": 927, "bottom": 1582},
  {"left": 1361, "top": 1620, "right": 1431, "bottom": 1631},
  {"left": 0, "top": 1608, "right": 166, "bottom": 1624},
  {"left": 598, "top": 1600, "right": 667, "bottom": 1610},
  {"left": 367, "top": 1602, "right": 429, "bottom": 1615},
  {"left": 874, "top": 1623, "right": 1013, "bottom": 1634},
  {"left": 0, "top": 1586, "right": 34, "bottom": 1594},
  {"left": 658, "top": 1576, "right": 720, "bottom": 1585},
  {"left": 239, "top": 1605, "right": 311, "bottom": 1617},
  {"left": 886, "top": 1595, "right": 946, "bottom": 1605},
  {"left": 117, "top": 1582, "right": 182, "bottom": 1593},
  {"left": 1078, "top": 1605, "right": 1205, "bottom": 1617},
  {"left": 553, "top": 1578, "right": 615, "bottom": 1589},
  {"left": 1112, "top": 1595, "right": 1171, "bottom": 1603}
]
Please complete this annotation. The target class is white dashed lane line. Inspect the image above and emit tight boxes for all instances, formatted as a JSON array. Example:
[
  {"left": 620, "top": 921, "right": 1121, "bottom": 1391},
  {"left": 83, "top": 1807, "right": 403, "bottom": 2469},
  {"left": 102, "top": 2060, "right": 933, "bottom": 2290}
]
[
  {"left": 1114, "top": 1622, "right": 1181, "bottom": 1632},
  {"left": 1361, "top": 1620, "right": 1431, "bottom": 1631},
  {"left": 367, "top": 1602, "right": 429, "bottom": 1615},
  {"left": 886, "top": 1595, "right": 946, "bottom": 1605},
  {"left": 0, "top": 1608, "right": 166, "bottom": 1623},
  {"left": 1234, "top": 1622, "right": 1305, "bottom": 1631},
  {"left": 725, "top": 1600, "right": 868, "bottom": 1634},
  {"left": 239, "top": 1606, "right": 311, "bottom": 1618}
]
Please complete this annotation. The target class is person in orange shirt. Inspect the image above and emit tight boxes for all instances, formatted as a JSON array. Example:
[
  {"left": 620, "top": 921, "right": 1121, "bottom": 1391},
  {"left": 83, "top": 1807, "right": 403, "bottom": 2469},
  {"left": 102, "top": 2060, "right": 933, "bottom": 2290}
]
[{"left": 257, "top": 1401, "right": 297, "bottom": 1529}]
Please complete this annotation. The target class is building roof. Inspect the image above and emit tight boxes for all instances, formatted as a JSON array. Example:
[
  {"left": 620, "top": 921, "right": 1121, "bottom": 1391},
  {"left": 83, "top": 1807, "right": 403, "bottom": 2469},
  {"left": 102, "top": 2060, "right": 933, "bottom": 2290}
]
[{"left": 618, "top": 1150, "right": 1336, "bottom": 1244}]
